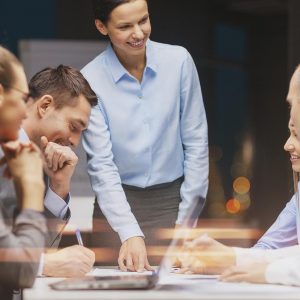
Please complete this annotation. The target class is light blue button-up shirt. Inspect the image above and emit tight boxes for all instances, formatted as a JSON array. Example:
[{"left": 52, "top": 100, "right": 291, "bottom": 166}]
[
  {"left": 254, "top": 192, "right": 300, "bottom": 249},
  {"left": 82, "top": 40, "right": 209, "bottom": 242}
]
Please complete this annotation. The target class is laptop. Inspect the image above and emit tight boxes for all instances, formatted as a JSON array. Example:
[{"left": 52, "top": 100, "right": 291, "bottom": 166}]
[{"left": 49, "top": 196, "right": 204, "bottom": 291}]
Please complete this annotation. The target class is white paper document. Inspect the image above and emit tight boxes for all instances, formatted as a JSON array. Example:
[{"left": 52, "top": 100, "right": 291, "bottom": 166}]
[
  {"left": 88, "top": 268, "right": 154, "bottom": 277},
  {"left": 88, "top": 268, "right": 218, "bottom": 285}
]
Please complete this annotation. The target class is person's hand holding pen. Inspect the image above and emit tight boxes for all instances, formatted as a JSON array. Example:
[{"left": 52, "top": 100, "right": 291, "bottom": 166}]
[
  {"left": 76, "top": 229, "right": 84, "bottom": 246},
  {"left": 43, "top": 229, "right": 95, "bottom": 277}
]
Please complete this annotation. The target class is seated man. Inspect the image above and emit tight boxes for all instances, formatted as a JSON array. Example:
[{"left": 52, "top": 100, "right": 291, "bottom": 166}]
[
  {"left": 0, "top": 45, "right": 46, "bottom": 300},
  {"left": 0, "top": 65, "right": 97, "bottom": 277},
  {"left": 177, "top": 65, "right": 300, "bottom": 287}
]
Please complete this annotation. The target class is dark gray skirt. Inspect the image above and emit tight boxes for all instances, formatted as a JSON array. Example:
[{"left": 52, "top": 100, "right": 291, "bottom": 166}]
[{"left": 92, "top": 177, "right": 183, "bottom": 265}]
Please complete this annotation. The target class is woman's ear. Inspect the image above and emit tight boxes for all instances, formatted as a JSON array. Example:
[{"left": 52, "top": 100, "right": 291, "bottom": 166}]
[
  {"left": 95, "top": 19, "right": 108, "bottom": 36},
  {"left": 36, "top": 95, "right": 54, "bottom": 119}
]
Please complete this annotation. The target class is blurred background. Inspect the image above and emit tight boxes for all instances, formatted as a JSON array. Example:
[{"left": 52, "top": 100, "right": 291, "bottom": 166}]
[{"left": 1, "top": 0, "right": 300, "bottom": 260}]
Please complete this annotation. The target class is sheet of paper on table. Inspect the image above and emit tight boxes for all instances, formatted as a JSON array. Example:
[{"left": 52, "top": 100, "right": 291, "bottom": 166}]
[
  {"left": 87, "top": 268, "right": 154, "bottom": 276},
  {"left": 88, "top": 268, "right": 218, "bottom": 285}
]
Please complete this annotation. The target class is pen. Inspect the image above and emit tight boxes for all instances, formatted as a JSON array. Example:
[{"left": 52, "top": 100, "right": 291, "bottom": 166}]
[{"left": 75, "top": 229, "right": 84, "bottom": 246}]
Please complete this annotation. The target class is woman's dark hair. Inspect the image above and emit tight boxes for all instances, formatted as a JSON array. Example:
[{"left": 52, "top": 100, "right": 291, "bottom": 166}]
[
  {"left": 0, "top": 45, "right": 22, "bottom": 91},
  {"left": 92, "top": 0, "right": 148, "bottom": 24}
]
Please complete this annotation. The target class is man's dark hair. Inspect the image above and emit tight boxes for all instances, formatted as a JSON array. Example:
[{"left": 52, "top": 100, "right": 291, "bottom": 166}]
[
  {"left": 29, "top": 65, "right": 97, "bottom": 108},
  {"left": 92, "top": 0, "right": 148, "bottom": 24}
]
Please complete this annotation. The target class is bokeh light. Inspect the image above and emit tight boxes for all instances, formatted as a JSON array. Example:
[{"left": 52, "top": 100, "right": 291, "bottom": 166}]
[
  {"left": 234, "top": 193, "right": 251, "bottom": 211},
  {"left": 226, "top": 198, "right": 241, "bottom": 214},
  {"left": 233, "top": 177, "right": 250, "bottom": 195}
]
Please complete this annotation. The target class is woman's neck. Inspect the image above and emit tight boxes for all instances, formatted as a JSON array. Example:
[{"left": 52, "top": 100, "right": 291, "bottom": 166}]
[{"left": 114, "top": 47, "right": 146, "bottom": 83}]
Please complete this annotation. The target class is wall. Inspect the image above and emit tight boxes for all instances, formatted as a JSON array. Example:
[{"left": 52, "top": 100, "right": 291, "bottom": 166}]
[{"left": 0, "top": 0, "right": 293, "bottom": 231}]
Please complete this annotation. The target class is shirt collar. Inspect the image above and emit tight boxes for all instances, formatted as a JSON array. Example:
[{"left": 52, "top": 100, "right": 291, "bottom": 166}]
[
  {"left": 18, "top": 127, "right": 30, "bottom": 142},
  {"left": 106, "top": 39, "right": 158, "bottom": 83},
  {"left": 145, "top": 40, "right": 158, "bottom": 74}
]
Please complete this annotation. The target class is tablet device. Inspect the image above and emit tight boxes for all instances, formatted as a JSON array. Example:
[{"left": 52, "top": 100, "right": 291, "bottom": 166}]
[{"left": 49, "top": 273, "right": 158, "bottom": 290}]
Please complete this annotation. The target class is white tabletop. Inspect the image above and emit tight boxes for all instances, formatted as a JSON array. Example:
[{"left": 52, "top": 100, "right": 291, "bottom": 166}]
[{"left": 24, "top": 273, "right": 300, "bottom": 300}]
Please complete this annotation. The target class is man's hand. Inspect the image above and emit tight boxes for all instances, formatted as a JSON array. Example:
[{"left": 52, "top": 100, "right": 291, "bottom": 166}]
[
  {"left": 220, "top": 262, "right": 268, "bottom": 284},
  {"left": 178, "top": 235, "right": 236, "bottom": 275},
  {"left": 41, "top": 136, "right": 78, "bottom": 199},
  {"left": 118, "top": 237, "right": 153, "bottom": 272},
  {"left": 43, "top": 245, "right": 95, "bottom": 277}
]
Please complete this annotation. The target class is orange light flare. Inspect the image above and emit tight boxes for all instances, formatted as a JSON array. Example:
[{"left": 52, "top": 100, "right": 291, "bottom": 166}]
[
  {"left": 155, "top": 227, "right": 262, "bottom": 241},
  {"left": 233, "top": 177, "right": 251, "bottom": 195},
  {"left": 234, "top": 193, "right": 251, "bottom": 211},
  {"left": 226, "top": 198, "right": 241, "bottom": 214}
]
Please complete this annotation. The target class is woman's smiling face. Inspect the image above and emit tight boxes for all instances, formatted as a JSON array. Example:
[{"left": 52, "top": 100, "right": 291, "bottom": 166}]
[
  {"left": 284, "top": 119, "right": 300, "bottom": 172},
  {"left": 95, "top": 0, "right": 151, "bottom": 60}
]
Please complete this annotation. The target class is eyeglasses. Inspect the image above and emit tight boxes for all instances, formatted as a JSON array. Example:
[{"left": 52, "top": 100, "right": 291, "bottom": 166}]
[{"left": 1, "top": 83, "right": 33, "bottom": 103}]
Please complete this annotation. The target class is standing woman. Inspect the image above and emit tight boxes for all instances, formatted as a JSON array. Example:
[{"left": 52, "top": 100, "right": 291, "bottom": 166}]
[{"left": 82, "top": 0, "right": 208, "bottom": 271}]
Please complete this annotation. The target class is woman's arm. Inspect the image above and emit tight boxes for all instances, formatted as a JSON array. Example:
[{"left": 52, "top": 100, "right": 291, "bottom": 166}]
[{"left": 178, "top": 50, "right": 209, "bottom": 225}]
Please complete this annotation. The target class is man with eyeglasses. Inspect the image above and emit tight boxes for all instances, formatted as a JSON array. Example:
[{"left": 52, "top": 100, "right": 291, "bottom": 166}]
[{"left": 0, "top": 65, "right": 98, "bottom": 278}]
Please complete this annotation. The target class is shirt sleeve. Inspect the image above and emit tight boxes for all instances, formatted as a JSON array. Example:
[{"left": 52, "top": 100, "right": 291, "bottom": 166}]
[
  {"left": 44, "top": 187, "right": 69, "bottom": 219},
  {"left": 0, "top": 208, "right": 47, "bottom": 288},
  {"left": 253, "top": 196, "right": 298, "bottom": 249},
  {"left": 234, "top": 247, "right": 268, "bottom": 267},
  {"left": 177, "top": 50, "right": 209, "bottom": 225},
  {"left": 265, "top": 254, "right": 300, "bottom": 286},
  {"left": 82, "top": 104, "right": 144, "bottom": 243},
  {"left": 234, "top": 245, "right": 300, "bottom": 267}
]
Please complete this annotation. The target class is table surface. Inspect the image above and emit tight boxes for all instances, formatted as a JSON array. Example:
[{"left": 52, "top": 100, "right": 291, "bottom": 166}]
[{"left": 24, "top": 269, "right": 300, "bottom": 300}]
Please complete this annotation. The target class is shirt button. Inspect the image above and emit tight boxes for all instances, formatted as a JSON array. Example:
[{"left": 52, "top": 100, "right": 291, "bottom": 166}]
[{"left": 138, "top": 94, "right": 143, "bottom": 99}]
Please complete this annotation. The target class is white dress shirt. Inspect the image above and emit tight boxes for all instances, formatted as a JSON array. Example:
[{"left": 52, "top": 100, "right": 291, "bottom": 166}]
[{"left": 234, "top": 245, "right": 300, "bottom": 286}]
